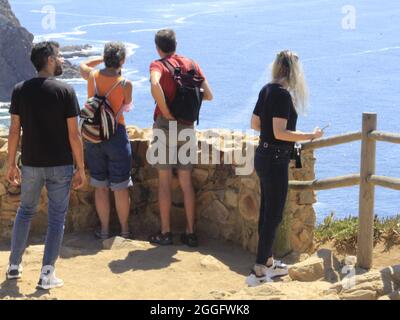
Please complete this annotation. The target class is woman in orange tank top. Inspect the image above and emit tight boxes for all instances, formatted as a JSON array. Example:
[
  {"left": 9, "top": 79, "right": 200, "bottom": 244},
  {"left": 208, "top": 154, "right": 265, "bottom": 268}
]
[{"left": 80, "top": 42, "right": 134, "bottom": 240}]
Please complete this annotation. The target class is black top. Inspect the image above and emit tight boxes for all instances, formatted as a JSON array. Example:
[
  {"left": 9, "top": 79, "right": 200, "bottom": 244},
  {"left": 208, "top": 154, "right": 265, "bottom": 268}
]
[
  {"left": 9, "top": 77, "right": 80, "bottom": 167},
  {"left": 253, "top": 83, "right": 298, "bottom": 147}
]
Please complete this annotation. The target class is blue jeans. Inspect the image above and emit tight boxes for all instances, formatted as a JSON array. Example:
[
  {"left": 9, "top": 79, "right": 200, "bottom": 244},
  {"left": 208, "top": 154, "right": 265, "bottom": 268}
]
[{"left": 9, "top": 165, "right": 73, "bottom": 267}]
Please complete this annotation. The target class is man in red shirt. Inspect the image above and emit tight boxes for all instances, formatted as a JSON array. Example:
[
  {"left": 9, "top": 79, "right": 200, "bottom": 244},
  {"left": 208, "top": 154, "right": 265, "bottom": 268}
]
[{"left": 149, "top": 29, "right": 213, "bottom": 247}]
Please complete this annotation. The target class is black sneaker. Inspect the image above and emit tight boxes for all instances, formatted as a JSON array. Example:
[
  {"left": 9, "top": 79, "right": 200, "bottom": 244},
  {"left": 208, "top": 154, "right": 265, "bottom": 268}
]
[
  {"left": 149, "top": 232, "right": 174, "bottom": 245},
  {"left": 181, "top": 233, "right": 199, "bottom": 247}
]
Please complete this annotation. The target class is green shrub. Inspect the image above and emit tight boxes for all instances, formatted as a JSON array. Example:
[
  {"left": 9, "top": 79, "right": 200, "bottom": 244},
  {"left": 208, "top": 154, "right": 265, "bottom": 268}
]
[{"left": 315, "top": 213, "right": 400, "bottom": 253}]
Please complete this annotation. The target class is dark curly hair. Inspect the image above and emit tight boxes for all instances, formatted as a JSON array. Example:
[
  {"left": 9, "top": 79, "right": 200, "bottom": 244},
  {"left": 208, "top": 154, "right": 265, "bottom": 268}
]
[
  {"left": 30, "top": 41, "right": 60, "bottom": 72},
  {"left": 104, "top": 42, "right": 126, "bottom": 69}
]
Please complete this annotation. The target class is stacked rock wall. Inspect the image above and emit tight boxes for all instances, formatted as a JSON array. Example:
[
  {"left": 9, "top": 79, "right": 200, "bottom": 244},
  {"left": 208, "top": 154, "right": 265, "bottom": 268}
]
[{"left": 0, "top": 127, "right": 317, "bottom": 257}]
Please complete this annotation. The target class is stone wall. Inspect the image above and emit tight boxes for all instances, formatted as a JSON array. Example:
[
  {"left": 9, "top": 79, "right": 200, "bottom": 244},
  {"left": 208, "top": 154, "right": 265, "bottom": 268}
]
[{"left": 0, "top": 127, "right": 316, "bottom": 257}]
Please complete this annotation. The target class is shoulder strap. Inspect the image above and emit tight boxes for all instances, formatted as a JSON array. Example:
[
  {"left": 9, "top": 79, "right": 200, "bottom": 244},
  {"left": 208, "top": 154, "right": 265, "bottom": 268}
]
[
  {"left": 160, "top": 58, "right": 177, "bottom": 76},
  {"left": 105, "top": 78, "right": 124, "bottom": 98},
  {"left": 190, "top": 60, "right": 199, "bottom": 75},
  {"left": 90, "top": 70, "right": 99, "bottom": 96}
]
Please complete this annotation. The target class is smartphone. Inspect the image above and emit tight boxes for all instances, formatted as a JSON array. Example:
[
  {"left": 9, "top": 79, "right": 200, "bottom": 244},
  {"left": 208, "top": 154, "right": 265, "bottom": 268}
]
[{"left": 321, "top": 124, "right": 331, "bottom": 132}]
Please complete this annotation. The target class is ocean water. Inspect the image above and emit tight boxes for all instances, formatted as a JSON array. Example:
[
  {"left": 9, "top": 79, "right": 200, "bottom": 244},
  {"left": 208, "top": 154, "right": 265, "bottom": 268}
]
[{"left": 7, "top": 0, "right": 400, "bottom": 223}]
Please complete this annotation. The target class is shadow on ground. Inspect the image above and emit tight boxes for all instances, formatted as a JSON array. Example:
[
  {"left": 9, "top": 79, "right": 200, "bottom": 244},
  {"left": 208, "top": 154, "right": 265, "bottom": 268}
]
[{"left": 107, "top": 234, "right": 254, "bottom": 276}]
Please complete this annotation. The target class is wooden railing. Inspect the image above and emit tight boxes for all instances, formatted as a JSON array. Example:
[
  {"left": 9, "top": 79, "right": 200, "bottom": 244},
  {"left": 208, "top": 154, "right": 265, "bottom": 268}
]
[{"left": 289, "top": 113, "right": 400, "bottom": 269}]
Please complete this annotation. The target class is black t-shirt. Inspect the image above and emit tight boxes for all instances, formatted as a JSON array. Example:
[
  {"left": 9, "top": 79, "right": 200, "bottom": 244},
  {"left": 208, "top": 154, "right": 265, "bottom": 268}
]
[
  {"left": 253, "top": 83, "right": 298, "bottom": 147},
  {"left": 9, "top": 77, "right": 80, "bottom": 167}
]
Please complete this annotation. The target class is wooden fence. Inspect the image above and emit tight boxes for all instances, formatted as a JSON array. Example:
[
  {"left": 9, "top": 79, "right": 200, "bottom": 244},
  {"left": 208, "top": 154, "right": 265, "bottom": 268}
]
[{"left": 289, "top": 113, "right": 400, "bottom": 269}]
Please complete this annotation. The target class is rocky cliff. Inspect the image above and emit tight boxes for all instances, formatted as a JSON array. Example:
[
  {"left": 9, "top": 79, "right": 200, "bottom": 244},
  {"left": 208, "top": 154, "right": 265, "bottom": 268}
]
[{"left": 0, "top": 0, "right": 36, "bottom": 101}]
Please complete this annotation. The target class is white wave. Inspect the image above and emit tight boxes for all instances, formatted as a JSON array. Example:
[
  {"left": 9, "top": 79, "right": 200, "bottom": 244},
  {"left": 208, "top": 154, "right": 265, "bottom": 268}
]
[
  {"left": 130, "top": 28, "right": 164, "bottom": 34},
  {"left": 74, "top": 20, "right": 144, "bottom": 33},
  {"left": 62, "top": 46, "right": 103, "bottom": 56},
  {"left": 174, "top": 10, "right": 219, "bottom": 24},
  {"left": 347, "top": 46, "right": 400, "bottom": 56},
  {"left": 0, "top": 116, "right": 10, "bottom": 120},
  {"left": 30, "top": 10, "right": 131, "bottom": 20},
  {"left": 35, "top": 20, "right": 144, "bottom": 42},
  {"left": 122, "top": 70, "right": 139, "bottom": 77},
  {"left": 35, "top": 30, "right": 86, "bottom": 41},
  {"left": 63, "top": 78, "right": 87, "bottom": 85},
  {"left": 303, "top": 46, "right": 400, "bottom": 62},
  {"left": 64, "top": 56, "right": 81, "bottom": 61}
]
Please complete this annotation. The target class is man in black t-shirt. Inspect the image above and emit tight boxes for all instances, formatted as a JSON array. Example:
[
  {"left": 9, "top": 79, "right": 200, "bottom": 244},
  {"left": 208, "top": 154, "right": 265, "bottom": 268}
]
[{"left": 6, "top": 41, "right": 86, "bottom": 290}]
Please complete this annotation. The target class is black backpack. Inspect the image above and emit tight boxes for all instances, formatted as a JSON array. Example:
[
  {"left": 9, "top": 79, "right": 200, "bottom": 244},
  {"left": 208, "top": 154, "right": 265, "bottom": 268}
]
[{"left": 161, "top": 58, "right": 205, "bottom": 124}]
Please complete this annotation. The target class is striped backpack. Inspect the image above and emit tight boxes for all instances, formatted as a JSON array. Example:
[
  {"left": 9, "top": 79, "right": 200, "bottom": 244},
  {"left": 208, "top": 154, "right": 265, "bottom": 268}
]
[{"left": 79, "top": 74, "right": 125, "bottom": 143}]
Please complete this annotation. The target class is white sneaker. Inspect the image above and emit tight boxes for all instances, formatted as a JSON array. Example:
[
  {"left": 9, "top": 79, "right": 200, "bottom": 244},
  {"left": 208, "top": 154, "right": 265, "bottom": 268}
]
[
  {"left": 6, "top": 264, "right": 23, "bottom": 280},
  {"left": 266, "top": 260, "right": 289, "bottom": 278},
  {"left": 36, "top": 265, "right": 64, "bottom": 290},
  {"left": 246, "top": 264, "right": 272, "bottom": 287}
]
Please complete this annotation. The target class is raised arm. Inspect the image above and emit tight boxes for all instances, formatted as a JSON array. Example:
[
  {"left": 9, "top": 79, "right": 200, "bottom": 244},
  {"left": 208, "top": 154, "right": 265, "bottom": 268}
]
[{"left": 80, "top": 56, "right": 104, "bottom": 80}]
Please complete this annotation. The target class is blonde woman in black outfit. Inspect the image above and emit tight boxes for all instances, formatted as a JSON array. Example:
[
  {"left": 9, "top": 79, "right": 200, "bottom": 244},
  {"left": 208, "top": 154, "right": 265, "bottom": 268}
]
[{"left": 247, "top": 50, "right": 324, "bottom": 286}]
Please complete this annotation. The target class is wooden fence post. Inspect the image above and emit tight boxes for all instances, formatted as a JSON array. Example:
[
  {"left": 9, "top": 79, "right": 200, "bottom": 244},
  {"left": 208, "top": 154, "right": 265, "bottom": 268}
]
[{"left": 357, "top": 113, "right": 377, "bottom": 269}]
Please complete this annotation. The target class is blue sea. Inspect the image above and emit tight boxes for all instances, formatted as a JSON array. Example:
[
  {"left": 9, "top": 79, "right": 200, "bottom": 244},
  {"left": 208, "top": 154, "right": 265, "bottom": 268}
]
[{"left": 8, "top": 0, "right": 400, "bottom": 223}]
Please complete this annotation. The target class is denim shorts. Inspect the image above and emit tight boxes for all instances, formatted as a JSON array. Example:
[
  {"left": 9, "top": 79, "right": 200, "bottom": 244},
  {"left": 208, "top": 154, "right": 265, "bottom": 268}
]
[{"left": 85, "top": 125, "right": 133, "bottom": 191}]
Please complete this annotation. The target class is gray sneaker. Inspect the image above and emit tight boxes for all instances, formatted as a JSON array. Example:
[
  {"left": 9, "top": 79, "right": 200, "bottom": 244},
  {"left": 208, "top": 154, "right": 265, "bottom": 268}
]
[
  {"left": 37, "top": 266, "right": 64, "bottom": 290},
  {"left": 246, "top": 264, "right": 272, "bottom": 287},
  {"left": 266, "top": 260, "right": 289, "bottom": 278},
  {"left": 6, "top": 264, "right": 23, "bottom": 280}
]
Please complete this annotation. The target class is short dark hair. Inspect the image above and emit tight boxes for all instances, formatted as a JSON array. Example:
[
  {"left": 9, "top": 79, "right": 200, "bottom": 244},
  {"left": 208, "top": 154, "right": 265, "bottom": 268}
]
[
  {"left": 103, "top": 42, "right": 126, "bottom": 69},
  {"left": 30, "top": 41, "right": 60, "bottom": 72},
  {"left": 155, "top": 29, "right": 177, "bottom": 54}
]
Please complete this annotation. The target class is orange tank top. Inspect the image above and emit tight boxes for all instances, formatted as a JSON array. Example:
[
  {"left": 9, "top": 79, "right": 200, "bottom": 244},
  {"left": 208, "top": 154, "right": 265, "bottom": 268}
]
[{"left": 88, "top": 70, "right": 126, "bottom": 126}]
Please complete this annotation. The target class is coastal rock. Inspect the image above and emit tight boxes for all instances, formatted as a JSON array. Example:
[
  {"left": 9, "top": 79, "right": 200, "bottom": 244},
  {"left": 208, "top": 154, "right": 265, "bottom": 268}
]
[
  {"left": 0, "top": 0, "right": 36, "bottom": 101},
  {"left": 102, "top": 237, "right": 150, "bottom": 250},
  {"left": 325, "top": 265, "right": 400, "bottom": 300},
  {"left": 59, "top": 60, "right": 81, "bottom": 79},
  {"left": 60, "top": 44, "right": 99, "bottom": 58},
  {"left": 58, "top": 44, "right": 102, "bottom": 79},
  {"left": 340, "top": 290, "right": 377, "bottom": 300},
  {"left": 288, "top": 256, "right": 325, "bottom": 282}
]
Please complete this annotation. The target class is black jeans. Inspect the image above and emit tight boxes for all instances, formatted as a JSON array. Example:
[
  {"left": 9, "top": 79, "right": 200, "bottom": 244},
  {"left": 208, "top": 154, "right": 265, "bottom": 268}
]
[{"left": 255, "top": 144, "right": 291, "bottom": 265}]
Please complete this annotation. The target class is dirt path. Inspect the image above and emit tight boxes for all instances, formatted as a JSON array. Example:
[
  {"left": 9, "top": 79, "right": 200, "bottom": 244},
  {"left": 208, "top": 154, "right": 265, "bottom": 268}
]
[{"left": 0, "top": 232, "right": 399, "bottom": 300}]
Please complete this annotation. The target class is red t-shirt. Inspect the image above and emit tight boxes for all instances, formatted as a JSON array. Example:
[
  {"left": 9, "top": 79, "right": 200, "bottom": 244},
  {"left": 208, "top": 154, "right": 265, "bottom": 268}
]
[{"left": 150, "top": 54, "right": 206, "bottom": 124}]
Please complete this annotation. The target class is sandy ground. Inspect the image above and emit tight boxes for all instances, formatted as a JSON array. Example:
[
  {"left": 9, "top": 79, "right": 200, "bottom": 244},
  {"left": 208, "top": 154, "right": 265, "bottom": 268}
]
[{"left": 0, "top": 232, "right": 399, "bottom": 300}]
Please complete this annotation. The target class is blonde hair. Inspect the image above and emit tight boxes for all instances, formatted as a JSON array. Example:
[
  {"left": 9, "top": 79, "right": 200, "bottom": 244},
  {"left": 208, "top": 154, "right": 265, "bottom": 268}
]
[{"left": 271, "top": 50, "right": 308, "bottom": 114}]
